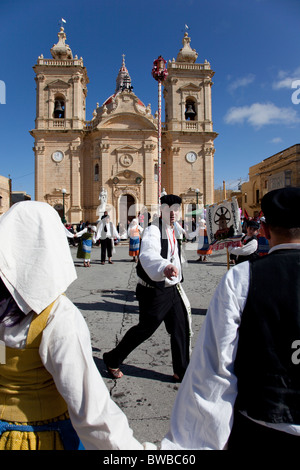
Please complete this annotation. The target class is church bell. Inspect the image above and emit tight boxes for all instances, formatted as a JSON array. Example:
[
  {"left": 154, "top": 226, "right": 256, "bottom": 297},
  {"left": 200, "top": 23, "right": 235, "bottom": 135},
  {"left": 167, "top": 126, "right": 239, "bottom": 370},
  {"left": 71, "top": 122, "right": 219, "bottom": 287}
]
[
  {"left": 54, "top": 100, "right": 64, "bottom": 118},
  {"left": 185, "top": 103, "right": 196, "bottom": 121}
]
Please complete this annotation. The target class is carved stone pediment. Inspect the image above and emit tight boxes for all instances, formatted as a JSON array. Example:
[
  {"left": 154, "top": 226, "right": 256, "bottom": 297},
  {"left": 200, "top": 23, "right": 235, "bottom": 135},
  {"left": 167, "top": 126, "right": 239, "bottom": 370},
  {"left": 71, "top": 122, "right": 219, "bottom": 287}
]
[
  {"left": 178, "top": 83, "right": 202, "bottom": 92},
  {"left": 46, "top": 79, "right": 70, "bottom": 90}
]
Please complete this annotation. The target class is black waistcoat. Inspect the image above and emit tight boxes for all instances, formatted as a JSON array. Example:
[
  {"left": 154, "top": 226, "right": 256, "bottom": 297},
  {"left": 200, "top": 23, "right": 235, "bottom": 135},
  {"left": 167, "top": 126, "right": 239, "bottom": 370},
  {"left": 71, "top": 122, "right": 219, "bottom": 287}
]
[
  {"left": 235, "top": 235, "right": 259, "bottom": 265},
  {"left": 234, "top": 249, "right": 300, "bottom": 424},
  {"left": 136, "top": 218, "right": 182, "bottom": 289}
]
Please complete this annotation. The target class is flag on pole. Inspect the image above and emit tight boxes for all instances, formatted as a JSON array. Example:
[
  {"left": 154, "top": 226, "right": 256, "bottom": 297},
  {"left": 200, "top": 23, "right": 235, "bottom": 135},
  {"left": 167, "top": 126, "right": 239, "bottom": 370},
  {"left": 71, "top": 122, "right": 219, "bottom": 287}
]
[
  {"left": 206, "top": 197, "right": 243, "bottom": 250},
  {"left": 61, "top": 18, "right": 66, "bottom": 23},
  {"left": 185, "top": 24, "right": 189, "bottom": 30}
]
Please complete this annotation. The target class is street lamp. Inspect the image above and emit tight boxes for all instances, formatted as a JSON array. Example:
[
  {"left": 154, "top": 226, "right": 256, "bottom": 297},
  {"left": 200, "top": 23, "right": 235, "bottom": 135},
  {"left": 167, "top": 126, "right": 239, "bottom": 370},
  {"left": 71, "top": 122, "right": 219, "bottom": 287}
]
[
  {"left": 152, "top": 56, "right": 168, "bottom": 208},
  {"left": 62, "top": 188, "right": 67, "bottom": 224}
]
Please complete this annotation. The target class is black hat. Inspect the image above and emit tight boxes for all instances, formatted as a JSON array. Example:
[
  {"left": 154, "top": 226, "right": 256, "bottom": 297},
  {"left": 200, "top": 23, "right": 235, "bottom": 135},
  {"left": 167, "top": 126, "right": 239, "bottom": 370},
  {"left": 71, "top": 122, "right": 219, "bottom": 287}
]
[
  {"left": 247, "top": 220, "right": 259, "bottom": 229},
  {"left": 160, "top": 194, "right": 182, "bottom": 206},
  {"left": 261, "top": 187, "right": 300, "bottom": 228}
]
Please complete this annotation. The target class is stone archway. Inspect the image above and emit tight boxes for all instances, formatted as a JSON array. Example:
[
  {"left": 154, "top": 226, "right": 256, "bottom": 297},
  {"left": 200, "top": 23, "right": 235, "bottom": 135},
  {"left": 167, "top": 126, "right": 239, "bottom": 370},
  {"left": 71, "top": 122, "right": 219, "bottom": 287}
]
[
  {"left": 54, "top": 203, "right": 64, "bottom": 220},
  {"left": 119, "top": 194, "right": 136, "bottom": 227}
]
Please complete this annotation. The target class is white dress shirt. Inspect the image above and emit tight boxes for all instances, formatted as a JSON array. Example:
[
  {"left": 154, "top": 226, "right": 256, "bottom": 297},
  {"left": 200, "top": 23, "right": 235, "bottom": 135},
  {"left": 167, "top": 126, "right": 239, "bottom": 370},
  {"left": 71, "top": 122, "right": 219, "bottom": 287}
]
[
  {"left": 139, "top": 223, "right": 182, "bottom": 286},
  {"left": 227, "top": 235, "right": 258, "bottom": 258},
  {"left": 161, "top": 244, "right": 300, "bottom": 450}
]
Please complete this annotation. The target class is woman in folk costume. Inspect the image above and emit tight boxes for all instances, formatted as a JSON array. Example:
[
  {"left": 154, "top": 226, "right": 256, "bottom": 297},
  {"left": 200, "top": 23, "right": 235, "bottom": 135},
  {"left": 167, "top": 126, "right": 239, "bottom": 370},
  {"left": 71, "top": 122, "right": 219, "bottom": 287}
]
[
  {"left": 128, "top": 218, "right": 143, "bottom": 262},
  {"left": 75, "top": 224, "right": 97, "bottom": 267},
  {"left": 257, "top": 216, "right": 270, "bottom": 257},
  {"left": 0, "top": 201, "right": 155, "bottom": 451},
  {"left": 196, "top": 219, "right": 212, "bottom": 262}
]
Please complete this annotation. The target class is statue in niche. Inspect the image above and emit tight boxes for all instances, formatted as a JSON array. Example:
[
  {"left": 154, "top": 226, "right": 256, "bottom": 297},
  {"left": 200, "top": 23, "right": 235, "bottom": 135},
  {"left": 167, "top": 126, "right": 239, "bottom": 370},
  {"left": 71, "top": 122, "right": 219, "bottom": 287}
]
[{"left": 96, "top": 187, "right": 108, "bottom": 220}]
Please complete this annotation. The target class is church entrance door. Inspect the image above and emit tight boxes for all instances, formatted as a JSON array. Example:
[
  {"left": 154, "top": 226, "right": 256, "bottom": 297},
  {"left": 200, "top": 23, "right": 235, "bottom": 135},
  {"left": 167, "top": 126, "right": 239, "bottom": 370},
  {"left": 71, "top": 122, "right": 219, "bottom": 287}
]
[{"left": 119, "top": 194, "right": 136, "bottom": 228}]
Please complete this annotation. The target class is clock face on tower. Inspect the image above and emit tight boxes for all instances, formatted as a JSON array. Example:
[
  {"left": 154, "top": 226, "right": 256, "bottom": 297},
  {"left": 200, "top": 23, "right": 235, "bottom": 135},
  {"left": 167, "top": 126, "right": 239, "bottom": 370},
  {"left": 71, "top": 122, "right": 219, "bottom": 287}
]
[
  {"left": 186, "top": 151, "right": 197, "bottom": 163},
  {"left": 52, "top": 151, "right": 64, "bottom": 163}
]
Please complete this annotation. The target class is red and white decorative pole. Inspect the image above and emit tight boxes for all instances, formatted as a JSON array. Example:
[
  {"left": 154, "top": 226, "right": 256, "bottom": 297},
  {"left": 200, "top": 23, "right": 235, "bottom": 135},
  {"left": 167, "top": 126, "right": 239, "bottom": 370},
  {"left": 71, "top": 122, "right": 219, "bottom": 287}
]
[{"left": 152, "top": 56, "right": 168, "bottom": 208}]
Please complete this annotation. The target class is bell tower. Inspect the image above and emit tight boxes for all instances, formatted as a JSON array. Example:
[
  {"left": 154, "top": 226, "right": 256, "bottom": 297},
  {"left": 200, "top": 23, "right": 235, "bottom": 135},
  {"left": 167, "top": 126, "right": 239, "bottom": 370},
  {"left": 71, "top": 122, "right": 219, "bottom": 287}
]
[
  {"left": 30, "top": 27, "right": 89, "bottom": 222},
  {"left": 162, "top": 32, "right": 218, "bottom": 206}
]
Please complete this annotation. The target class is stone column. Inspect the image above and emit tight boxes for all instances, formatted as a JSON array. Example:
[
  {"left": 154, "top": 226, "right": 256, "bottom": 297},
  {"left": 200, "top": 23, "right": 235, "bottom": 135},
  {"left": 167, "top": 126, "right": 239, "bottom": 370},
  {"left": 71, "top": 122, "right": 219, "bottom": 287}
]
[
  {"left": 170, "top": 146, "right": 181, "bottom": 194},
  {"left": 99, "top": 141, "right": 110, "bottom": 187},
  {"left": 69, "top": 139, "right": 82, "bottom": 223},
  {"left": 34, "top": 140, "right": 45, "bottom": 201},
  {"left": 143, "top": 142, "right": 156, "bottom": 206},
  {"left": 203, "top": 79, "right": 212, "bottom": 132},
  {"left": 34, "top": 74, "right": 46, "bottom": 129},
  {"left": 203, "top": 146, "right": 214, "bottom": 205}
]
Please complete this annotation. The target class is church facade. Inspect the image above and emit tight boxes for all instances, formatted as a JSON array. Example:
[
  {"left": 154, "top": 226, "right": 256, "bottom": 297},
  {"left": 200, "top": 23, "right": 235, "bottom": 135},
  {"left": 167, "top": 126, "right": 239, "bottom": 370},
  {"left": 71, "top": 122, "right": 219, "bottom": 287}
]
[{"left": 30, "top": 27, "right": 217, "bottom": 225}]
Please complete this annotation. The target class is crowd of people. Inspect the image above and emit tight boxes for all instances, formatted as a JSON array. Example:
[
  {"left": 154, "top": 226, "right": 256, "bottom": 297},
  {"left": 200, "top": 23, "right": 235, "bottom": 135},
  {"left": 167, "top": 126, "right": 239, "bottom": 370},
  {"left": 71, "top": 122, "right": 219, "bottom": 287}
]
[{"left": 0, "top": 187, "right": 299, "bottom": 450}]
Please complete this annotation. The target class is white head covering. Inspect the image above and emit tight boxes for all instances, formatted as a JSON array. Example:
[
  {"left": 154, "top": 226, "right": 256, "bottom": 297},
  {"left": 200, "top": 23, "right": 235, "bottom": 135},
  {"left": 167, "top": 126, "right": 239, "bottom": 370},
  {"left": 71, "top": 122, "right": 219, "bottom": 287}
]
[
  {"left": 0, "top": 201, "right": 77, "bottom": 314},
  {"left": 130, "top": 218, "right": 138, "bottom": 226},
  {"left": 199, "top": 218, "right": 206, "bottom": 229}
]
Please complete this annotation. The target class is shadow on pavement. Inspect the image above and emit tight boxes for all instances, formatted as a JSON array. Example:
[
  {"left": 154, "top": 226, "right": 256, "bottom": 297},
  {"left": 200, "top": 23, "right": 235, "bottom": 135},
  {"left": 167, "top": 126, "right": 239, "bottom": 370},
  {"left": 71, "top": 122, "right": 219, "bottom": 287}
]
[{"left": 93, "top": 355, "right": 176, "bottom": 383}]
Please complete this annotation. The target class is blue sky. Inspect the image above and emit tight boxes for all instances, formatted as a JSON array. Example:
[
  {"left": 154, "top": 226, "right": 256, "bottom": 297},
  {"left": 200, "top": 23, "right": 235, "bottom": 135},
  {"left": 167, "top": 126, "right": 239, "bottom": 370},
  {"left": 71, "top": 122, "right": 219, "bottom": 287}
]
[{"left": 0, "top": 0, "right": 299, "bottom": 198}]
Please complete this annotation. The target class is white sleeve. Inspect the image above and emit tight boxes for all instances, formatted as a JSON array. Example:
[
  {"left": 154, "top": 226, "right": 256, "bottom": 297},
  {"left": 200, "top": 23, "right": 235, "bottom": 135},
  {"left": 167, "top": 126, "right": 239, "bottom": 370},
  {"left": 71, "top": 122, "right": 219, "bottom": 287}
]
[
  {"left": 39, "top": 295, "right": 144, "bottom": 450},
  {"left": 161, "top": 262, "right": 250, "bottom": 450},
  {"left": 228, "top": 238, "right": 258, "bottom": 256},
  {"left": 75, "top": 227, "right": 88, "bottom": 238},
  {"left": 95, "top": 223, "right": 103, "bottom": 241},
  {"left": 113, "top": 224, "right": 119, "bottom": 238},
  {"left": 138, "top": 225, "right": 169, "bottom": 282}
]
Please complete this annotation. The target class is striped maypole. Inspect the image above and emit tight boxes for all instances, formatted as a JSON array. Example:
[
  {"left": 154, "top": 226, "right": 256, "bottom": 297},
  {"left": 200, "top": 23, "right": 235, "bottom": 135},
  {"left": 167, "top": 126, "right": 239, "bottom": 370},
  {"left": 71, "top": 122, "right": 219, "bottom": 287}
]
[
  {"left": 152, "top": 56, "right": 168, "bottom": 209},
  {"left": 157, "top": 80, "right": 162, "bottom": 206}
]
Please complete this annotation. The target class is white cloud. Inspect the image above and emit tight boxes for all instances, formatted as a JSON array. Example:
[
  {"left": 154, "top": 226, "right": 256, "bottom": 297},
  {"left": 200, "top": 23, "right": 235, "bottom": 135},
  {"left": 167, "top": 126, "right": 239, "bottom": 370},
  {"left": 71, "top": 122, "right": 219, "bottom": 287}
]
[
  {"left": 272, "top": 67, "right": 300, "bottom": 90},
  {"left": 228, "top": 74, "right": 255, "bottom": 93},
  {"left": 224, "top": 102, "right": 300, "bottom": 128},
  {"left": 270, "top": 137, "right": 283, "bottom": 144}
]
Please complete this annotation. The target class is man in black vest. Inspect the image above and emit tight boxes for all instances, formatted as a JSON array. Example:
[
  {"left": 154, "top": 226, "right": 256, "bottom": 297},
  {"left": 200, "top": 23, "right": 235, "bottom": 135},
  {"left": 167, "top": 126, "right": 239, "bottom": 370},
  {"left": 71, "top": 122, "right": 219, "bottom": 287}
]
[
  {"left": 161, "top": 187, "right": 300, "bottom": 450},
  {"left": 95, "top": 215, "right": 119, "bottom": 264},
  {"left": 103, "top": 195, "right": 191, "bottom": 382},
  {"left": 228, "top": 219, "right": 259, "bottom": 264}
]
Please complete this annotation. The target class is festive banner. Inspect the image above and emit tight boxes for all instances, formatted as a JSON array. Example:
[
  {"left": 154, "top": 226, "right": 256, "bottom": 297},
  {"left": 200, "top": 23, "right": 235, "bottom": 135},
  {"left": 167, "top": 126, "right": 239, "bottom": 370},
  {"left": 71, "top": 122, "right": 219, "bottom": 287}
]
[{"left": 206, "top": 197, "right": 243, "bottom": 250}]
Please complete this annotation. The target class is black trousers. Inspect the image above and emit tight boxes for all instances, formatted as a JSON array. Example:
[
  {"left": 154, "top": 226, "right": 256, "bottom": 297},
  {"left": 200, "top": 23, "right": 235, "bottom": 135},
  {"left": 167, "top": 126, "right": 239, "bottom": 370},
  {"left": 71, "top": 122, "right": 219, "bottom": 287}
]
[
  {"left": 227, "top": 410, "right": 300, "bottom": 450},
  {"left": 104, "top": 283, "right": 190, "bottom": 379},
  {"left": 100, "top": 238, "right": 112, "bottom": 262}
]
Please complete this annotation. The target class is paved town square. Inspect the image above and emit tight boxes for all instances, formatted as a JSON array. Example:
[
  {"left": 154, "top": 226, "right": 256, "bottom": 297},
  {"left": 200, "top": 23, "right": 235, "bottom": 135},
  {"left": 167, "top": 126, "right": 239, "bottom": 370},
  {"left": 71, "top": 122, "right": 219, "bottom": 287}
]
[{"left": 66, "top": 241, "right": 228, "bottom": 446}]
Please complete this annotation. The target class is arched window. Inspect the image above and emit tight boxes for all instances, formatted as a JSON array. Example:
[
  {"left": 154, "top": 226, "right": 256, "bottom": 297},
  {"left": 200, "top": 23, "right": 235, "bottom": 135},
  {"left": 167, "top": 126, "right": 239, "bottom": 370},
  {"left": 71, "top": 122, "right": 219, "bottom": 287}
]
[
  {"left": 154, "top": 163, "right": 158, "bottom": 182},
  {"left": 94, "top": 164, "right": 99, "bottom": 181},
  {"left": 185, "top": 98, "right": 197, "bottom": 121},
  {"left": 53, "top": 95, "right": 65, "bottom": 119}
]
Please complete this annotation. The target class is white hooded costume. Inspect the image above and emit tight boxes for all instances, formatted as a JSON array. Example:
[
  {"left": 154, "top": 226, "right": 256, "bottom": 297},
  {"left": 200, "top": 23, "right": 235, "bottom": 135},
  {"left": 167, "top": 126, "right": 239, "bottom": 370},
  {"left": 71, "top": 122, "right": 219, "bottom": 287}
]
[{"left": 0, "top": 201, "right": 154, "bottom": 450}]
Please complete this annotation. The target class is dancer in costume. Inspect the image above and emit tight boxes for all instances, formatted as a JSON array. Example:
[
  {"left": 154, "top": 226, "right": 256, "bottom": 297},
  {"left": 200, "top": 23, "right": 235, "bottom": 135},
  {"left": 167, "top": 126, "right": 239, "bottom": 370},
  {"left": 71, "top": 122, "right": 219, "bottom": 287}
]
[
  {"left": 128, "top": 218, "right": 143, "bottom": 262},
  {"left": 196, "top": 219, "right": 212, "bottom": 262},
  {"left": 228, "top": 219, "right": 259, "bottom": 264},
  {"left": 95, "top": 215, "right": 119, "bottom": 265},
  {"left": 75, "top": 225, "right": 97, "bottom": 267},
  {"left": 161, "top": 188, "right": 300, "bottom": 450},
  {"left": 103, "top": 195, "right": 192, "bottom": 382},
  {"left": 0, "top": 201, "right": 155, "bottom": 451}
]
